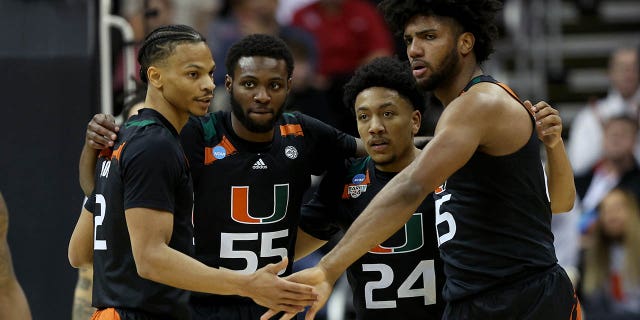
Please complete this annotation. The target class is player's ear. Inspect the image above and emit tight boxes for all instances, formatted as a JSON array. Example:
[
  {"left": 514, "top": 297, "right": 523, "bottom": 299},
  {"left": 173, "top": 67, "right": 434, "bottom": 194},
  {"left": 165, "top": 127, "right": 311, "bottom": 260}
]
[
  {"left": 411, "top": 110, "right": 421, "bottom": 135},
  {"left": 458, "top": 32, "right": 474, "bottom": 56},
  {"left": 147, "top": 66, "right": 163, "bottom": 89},
  {"left": 225, "top": 74, "right": 232, "bottom": 92}
]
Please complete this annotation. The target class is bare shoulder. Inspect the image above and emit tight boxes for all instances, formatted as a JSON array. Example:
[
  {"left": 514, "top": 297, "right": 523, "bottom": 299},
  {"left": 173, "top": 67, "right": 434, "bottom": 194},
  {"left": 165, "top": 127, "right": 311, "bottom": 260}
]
[{"left": 447, "top": 83, "right": 531, "bottom": 155}]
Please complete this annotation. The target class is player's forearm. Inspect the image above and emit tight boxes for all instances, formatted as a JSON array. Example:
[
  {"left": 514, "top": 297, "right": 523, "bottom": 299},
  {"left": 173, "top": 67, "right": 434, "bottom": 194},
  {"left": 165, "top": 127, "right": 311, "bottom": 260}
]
[
  {"left": 134, "top": 244, "right": 250, "bottom": 296},
  {"left": 354, "top": 138, "right": 367, "bottom": 157},
  {"left": 546, "top": 140, "right": 576, "bottom": 213},
  {"left": 79, "top": 144, "right": 99, "bottom": 196},
  {"left": 68, "top": 210, "right": 94, "bottom": 268},
  {"left": 319, "top": 168, "right": 425, "bottom": 282},
  {"left": 72, "top": 267, "right": 95, "bottom": 320},
  {"left": 0, "top": 280, "right": 32, "bottom": 320}
]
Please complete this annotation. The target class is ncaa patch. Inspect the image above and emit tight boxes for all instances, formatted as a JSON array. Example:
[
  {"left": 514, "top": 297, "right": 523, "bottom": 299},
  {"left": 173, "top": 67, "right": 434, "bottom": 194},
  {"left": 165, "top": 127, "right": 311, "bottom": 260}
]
[
  {"left": 213, "top": 145, "right": 227, "bottom": 160},
  {"left": 352, "top": 173, "right": 366, "bottom": 185}
]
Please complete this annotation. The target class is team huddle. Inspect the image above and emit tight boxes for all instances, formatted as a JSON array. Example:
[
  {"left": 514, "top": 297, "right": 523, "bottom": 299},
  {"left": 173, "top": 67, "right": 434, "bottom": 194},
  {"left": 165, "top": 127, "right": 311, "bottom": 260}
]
[{"left": 69, "top": 1, "right": 582, "bottom": 319}]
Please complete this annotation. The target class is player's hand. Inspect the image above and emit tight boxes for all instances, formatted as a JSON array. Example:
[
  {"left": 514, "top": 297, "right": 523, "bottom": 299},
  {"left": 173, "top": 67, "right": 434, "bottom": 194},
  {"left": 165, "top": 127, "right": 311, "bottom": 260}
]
[
  {"left": 526, "top": 100, "right": 563, "bottom": 149},
  {"left": 244, "top": 257, "right": 318, "bottom": 315},
  {"left": 260, "top": 266, "right": 335, "bottom": 320},
  {"left": 85, "top": 114, "right": 119, "bottom": 149}
]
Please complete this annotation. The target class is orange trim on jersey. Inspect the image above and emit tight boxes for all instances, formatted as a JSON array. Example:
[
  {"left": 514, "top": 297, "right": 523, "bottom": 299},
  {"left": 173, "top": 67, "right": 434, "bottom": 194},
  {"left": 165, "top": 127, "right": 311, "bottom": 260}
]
[
  {"left": 90, "top": 308, "right": 122, "bottom": 320},
  {"left": 231, "top": 186, "right": 261, "bottom": 223},
  {"left": 495, "top": 82, "right": 535, "bottom": 118},
  {"left": 370, "top": 245, "right": 393, "bottom": 253},
  {"left": 204, "top": 136, "right": 237, "bottom": 165},
  {"left": 99, "top": 148, "right": 113, "bottom": 159},
  {"left": 570, "top": 293, "right": 583, "bottom": 320},
  {"left": 111, "top": 142, "right": 126, "bottom": 161},
  {"left": 279, "top": 124, "right": 304, "bottom": 137}
]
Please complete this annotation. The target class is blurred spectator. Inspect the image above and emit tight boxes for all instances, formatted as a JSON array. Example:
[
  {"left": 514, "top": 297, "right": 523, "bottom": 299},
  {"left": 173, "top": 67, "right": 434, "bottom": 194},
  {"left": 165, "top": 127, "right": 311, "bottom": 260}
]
[
  {"left": 276, "top": 0, "right": 317, "bottom": 25},
  {"left": 553, "top": 115, "right": 640, "bottom": 290},
  {"left": 113, "top": 0, "right": 175, "bottom": 116},
  {"left": 291, "top": 0, "right": 394, "bottom": 135},
  {"left": 574, "top": 115, "right": 640, "bottom": 234},
  {"left": 207, "top": 0, "right": 317, "bottom": 87},
  {"left": 171, "top": 0, "right": 221, "bottom": 35},
  {"left": 568, "top": 47, "right": 640, "bottom": 175},
  {"left": 285, "top": 34, "right": 333, "bottom": 126},
  {"left": 581, "top": 188, "right": 640, "bottom": 319}
]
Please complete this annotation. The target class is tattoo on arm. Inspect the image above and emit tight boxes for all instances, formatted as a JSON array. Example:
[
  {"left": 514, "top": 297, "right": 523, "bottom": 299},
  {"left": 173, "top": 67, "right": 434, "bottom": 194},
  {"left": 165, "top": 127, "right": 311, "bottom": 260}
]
[{"left": 72, "top": 268, "right": 95, "bottom": 320}]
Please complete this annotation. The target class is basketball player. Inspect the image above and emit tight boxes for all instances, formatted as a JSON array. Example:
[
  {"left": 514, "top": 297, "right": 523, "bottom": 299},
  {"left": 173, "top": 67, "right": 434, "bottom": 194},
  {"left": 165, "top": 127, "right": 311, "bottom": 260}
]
[
  {"left": 69, "top": 26, "right": 317, "bottom": 320},
  {"left": 79, "top": 33, "right": 361, "bottom": 320},
  {"left": 0, "top": 192, "right": 32, "bottom": 320},
  {"left": 274, "top": 1, "right": 580, "bottom": 319}
]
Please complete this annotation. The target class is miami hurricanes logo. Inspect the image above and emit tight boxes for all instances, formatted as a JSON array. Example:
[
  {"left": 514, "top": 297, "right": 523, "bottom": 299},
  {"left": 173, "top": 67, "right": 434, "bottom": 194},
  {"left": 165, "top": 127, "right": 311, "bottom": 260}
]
[
  {"left": 231, "top": 184, "right": 289, "bottom": 224},
  {"left": 369, "top": 213, "right": 424, "bottom": 254}
]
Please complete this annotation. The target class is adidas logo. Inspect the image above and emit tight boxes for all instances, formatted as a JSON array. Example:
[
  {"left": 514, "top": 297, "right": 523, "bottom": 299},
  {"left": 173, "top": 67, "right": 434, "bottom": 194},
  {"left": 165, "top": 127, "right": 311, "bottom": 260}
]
[{"left": 252, "top": 158, "right": 268, "bottom": 170}]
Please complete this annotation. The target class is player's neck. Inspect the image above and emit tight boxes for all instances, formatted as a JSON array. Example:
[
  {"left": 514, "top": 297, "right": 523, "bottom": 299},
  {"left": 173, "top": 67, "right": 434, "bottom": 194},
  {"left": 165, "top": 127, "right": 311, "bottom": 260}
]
[
  {"left": 374, "top": 146, "right": 421, "bottom": 173},
  {"left": 145, "top": 94, "right": 190, "bottom": 133},
  {"left": 435, "top": 64, "right": 483, "bottom": 107}
]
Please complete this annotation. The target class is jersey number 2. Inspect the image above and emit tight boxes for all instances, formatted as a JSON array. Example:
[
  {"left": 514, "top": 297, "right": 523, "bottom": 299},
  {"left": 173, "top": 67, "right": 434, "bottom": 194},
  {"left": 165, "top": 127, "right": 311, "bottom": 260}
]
[{"left": 94, "top": 194, "right": 107, "bottom": 250}]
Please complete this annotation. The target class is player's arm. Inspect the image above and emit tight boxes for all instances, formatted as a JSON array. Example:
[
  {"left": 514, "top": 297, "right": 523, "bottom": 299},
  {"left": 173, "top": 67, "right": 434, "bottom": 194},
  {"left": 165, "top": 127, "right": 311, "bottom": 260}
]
[
  {"left": 266, "top": 94, "right": 490, "bottom": 320},
  {"left": 72, "top": 266, "right": 95, "bottom": 320},
  {"left": 0, "top": 193, "right": 32, "bottom": 320},
  {"left": 126, "top": 208, "right": 316, "bottom": 313},
  {"left": 79, "top": 114, "right": 119, "bottom": 195},
  {"left": 68, "top": 207, "right": 94, "bottom": 268},
  {"left": 527, "top": 100, "right": 576, "bottom": 213},
  {"left": 354, "top": 138, "right": 366, "bottom": 157},
  {"left": 294, "top": 229, "right": 327, "bottom": 261}
]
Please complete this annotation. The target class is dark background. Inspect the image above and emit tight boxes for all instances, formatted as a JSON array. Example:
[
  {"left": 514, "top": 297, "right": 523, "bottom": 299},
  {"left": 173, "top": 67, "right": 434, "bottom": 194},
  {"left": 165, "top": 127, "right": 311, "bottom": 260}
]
[{"left": 0, "top": 0, "right": 99, "bottom": 318}]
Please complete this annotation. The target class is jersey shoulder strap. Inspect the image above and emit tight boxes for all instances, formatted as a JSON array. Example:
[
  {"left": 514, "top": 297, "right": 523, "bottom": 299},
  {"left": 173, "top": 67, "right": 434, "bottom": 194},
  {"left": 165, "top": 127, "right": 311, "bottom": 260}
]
[{"left": 461, "top": 75, "right": 533, "bottom": 118}]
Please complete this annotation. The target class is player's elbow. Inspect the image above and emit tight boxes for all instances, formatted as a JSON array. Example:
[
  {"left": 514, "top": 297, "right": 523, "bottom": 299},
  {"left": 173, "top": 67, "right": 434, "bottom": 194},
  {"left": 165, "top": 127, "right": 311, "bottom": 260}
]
[
  {"left": 132, "top": 248, "right": 164, "bottom": 281},
  {"left": 68, "top": 246, "right": 92, "bottom": 268},
  {"left": 551, "top": 200, "right": 575, "bottom": 214}
]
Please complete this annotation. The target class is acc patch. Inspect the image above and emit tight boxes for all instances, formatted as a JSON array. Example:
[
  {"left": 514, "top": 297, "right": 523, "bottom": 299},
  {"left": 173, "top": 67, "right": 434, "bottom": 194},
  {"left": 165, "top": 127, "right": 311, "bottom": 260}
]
[{"left": 284, "top": 146, "right": 298, "bottom": 159}]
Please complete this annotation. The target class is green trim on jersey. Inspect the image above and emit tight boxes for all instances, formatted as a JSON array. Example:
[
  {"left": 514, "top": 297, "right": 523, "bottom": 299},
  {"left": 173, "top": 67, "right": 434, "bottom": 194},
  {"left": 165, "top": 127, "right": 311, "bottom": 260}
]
[
  {"left": 200, "top": 113, "right": 218, "bottom": 143},
  {"left": 125, "top": 119, "right": 155, "bottom": 128},
  {"left": 346, "top": 156, "right": 371, "bottom": 181}
]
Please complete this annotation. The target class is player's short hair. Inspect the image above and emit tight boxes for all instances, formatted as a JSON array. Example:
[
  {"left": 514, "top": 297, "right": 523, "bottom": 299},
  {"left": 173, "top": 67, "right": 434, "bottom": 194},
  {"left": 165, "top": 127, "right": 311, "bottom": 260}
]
[
  {"left": 138, "top": 24, "right": 206, "bottom": 83},
  {"left": 343, "top": 56, "right": 426, "bottom": 114},
  {"left": 225, "top": 34, "right": 294, "bottom": 79},
  {"left": 378, "top": 0, "right": 502, "bottom": 64}
]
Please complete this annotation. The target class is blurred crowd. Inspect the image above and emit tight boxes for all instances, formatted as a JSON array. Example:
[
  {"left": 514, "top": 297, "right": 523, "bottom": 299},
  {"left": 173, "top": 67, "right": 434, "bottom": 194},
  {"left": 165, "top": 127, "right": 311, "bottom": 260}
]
[{"left": 103, "top": 1, "right": 640, "bottom": 319}]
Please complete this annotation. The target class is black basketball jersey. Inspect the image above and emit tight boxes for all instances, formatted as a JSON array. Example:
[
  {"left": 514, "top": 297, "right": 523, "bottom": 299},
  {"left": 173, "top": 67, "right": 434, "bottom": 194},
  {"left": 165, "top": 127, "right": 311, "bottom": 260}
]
[
  {"left": 179, "top": 111, "right": 356, "bottom": 304},
  {"left": 301, "top": 157, "right": 445, "bottom": 320},
  {"left": 84, "top": 109, "right": 194, "bottom": 319},
  {"left": 433, "top": 76, "right": 557, "bottom": 302}
]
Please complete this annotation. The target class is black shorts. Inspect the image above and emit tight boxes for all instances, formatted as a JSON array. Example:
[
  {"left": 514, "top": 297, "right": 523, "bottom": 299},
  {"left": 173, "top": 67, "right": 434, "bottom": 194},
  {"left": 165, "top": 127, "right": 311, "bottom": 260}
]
[
  {"left": 443, "top": 264, "right": 582, "bottom": 320},
  {"left": 91, "top": 308, "right": 181, "bottom": 320},
  {"left": 190, "top": 298, "right": 293, "bottom": 320}
]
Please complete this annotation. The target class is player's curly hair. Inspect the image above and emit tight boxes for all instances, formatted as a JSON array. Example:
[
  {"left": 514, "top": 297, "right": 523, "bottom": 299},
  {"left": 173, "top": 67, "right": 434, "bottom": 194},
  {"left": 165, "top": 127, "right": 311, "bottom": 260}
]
[
  {"left": 225, "top": 34, "right": 294, "bottom": 79},
  {"left": 343, "top": 57, "right": 426, "bottom": 114},
  {"left": 138, "top": 24, "right": 207, "bottom": 83},
  {"left": 378, "top": 0, "right": 502, "bottom": 64}
]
